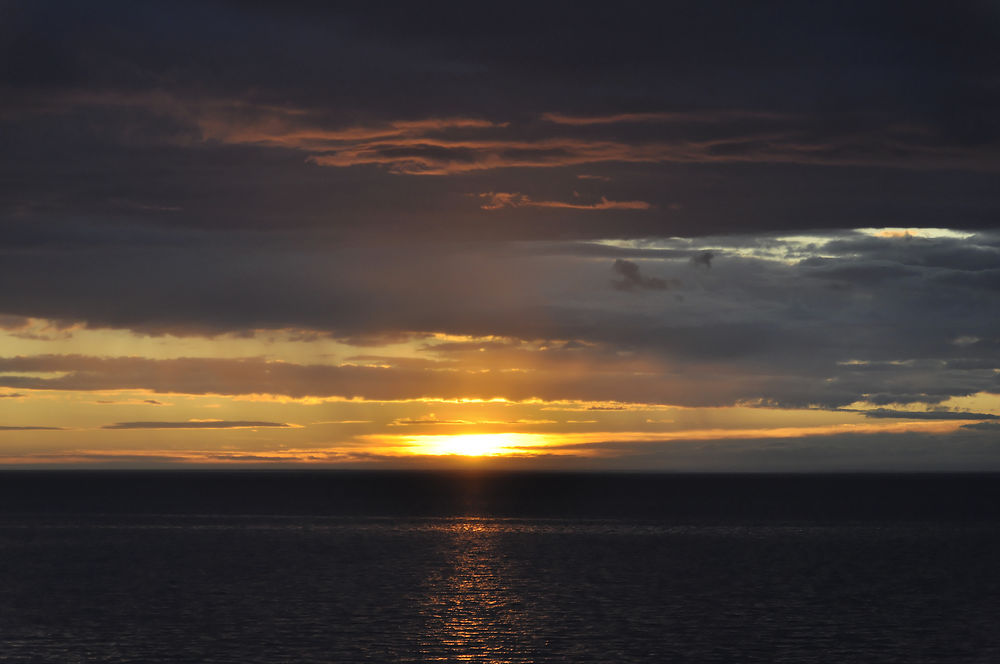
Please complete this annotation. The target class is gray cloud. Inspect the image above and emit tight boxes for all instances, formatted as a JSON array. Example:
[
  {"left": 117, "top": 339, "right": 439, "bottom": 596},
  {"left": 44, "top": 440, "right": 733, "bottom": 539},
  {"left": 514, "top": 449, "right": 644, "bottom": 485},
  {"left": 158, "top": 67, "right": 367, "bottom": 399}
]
[
  {"left": 549, "top": 429, "right": 1000, "bottom": 472},
  {"left": 962, "top": 422, "right": 1000, "bottom": 432},
  {"left": 0, "top": 316, "right": 31, "bottom": 330},
  {"left": 690, "top": 251, "right": 714, "bottom": 269},
  {"left": 611, "top": 259, "right": 677, "bottom": 292},
  {"left": 0, "top": 231, "right": 999, "bottom": 409},
  {"left": 1, "top": 0, "right": 999, "bottom": 428},
  {"left": 3, "top": 1, "right": 1000, "bottom": 244},
  {"left": 1, "top": 2, "right": 999, "bottom": 472},
  {"left": 851, "top": 409, "right": 999, "bottom": 421}
]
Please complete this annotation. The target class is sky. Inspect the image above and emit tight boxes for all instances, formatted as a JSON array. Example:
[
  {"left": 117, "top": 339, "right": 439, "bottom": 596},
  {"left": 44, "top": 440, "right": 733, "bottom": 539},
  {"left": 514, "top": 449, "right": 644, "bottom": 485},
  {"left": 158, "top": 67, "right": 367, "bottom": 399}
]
[{"left": 1, "top": 0, "right": 999, "bottom": 470}]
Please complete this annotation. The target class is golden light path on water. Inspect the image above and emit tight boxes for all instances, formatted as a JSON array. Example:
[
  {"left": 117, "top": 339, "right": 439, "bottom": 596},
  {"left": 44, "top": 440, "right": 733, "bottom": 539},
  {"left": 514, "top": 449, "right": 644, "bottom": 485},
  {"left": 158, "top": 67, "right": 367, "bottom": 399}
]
[{"left": 418, "top": 519, "right": 535, "bottom": 663}]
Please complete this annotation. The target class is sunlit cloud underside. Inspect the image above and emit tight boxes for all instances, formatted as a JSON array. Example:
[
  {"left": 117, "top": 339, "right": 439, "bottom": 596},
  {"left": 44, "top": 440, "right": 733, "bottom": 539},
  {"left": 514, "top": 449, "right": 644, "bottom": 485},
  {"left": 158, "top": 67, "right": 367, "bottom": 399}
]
[{"left": 2, "top": 227, "right": 999, "bottom": 470}]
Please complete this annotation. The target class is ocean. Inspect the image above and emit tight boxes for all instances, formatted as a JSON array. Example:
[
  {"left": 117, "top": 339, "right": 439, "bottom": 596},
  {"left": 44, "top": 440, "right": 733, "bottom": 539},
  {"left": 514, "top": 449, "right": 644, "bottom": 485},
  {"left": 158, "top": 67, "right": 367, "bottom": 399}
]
[{"left": 1, "top": 472, "right": 999, "bottom": 663}]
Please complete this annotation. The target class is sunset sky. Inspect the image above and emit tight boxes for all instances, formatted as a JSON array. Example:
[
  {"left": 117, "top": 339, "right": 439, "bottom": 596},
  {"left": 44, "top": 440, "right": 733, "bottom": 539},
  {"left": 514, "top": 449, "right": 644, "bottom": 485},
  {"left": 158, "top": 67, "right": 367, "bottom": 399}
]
[{"left": 2, "top": 1, "right": 999, "bottom": 469}]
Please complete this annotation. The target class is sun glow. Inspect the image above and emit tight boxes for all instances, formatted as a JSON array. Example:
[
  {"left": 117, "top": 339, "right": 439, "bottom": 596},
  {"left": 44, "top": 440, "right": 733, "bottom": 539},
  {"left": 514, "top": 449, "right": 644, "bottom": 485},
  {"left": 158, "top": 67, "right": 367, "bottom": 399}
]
[{"left": 402, "top": 433, "right": 550, "bottom": 457}]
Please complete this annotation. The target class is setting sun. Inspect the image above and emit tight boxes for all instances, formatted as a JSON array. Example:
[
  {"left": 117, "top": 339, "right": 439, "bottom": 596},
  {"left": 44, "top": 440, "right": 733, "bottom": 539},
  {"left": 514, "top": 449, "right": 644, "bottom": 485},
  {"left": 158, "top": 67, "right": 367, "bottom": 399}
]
[{"left": 402, "top": 433, "right": 550, "bottom": 457}]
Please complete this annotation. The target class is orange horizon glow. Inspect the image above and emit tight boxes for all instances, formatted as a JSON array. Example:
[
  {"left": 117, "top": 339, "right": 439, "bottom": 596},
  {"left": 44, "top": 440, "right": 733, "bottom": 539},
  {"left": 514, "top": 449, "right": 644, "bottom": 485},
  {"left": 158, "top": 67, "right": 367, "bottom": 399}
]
[
  {"left": 395, "top": 432, "right": 554, "bottom": 457},
  {"left": 0, "top": 415, "right": 985, "bottom": 467},
  {"left": 3, "top": 315, "right": 998, "bottom": 469}
]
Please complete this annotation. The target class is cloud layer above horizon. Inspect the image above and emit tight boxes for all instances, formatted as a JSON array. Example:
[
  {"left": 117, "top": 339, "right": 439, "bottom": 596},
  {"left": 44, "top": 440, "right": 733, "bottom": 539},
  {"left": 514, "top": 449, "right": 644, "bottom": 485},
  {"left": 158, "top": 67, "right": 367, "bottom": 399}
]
[{"left": 2, "top": 1, "right": 999, "bottom": 469}]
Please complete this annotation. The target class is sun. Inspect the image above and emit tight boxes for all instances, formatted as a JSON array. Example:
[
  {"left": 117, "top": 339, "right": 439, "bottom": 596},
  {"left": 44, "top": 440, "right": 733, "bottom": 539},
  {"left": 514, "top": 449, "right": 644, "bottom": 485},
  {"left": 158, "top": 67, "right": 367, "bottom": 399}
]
[{"left": 405, "top": 433, "right": 547, "bottom": 457}]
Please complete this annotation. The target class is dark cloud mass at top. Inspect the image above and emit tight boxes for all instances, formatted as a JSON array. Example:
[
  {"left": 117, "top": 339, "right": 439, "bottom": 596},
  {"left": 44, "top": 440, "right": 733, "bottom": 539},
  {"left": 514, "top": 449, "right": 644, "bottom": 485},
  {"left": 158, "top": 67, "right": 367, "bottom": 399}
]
[
  {"left": 3, "top": 1, "right": 1000, "bottom": 237},
  {"left": 1, "top": 1, "right": 999, "bottom": 435}
]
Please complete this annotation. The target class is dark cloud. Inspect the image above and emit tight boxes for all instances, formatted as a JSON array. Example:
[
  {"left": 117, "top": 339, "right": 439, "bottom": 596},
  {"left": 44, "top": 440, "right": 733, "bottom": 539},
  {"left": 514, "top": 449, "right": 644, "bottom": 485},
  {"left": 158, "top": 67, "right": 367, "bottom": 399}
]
[
  {"left": 2, "top": 1, "right": 1000, "bottom": 242},
  {"left": 478, "top": 192, "right": 651, "bottom": 211},
  {"left": 0, "top": 315, "right": 31, "bottom": 330},
  {"left": 962, "top": 422, "right": 1000, "bottom": 432},
  {"left": 611, "top": 259, "right": 677, "bottom": 292},
  {"left": 814, "top": 234, "right": 1000, "bottom": 272},
  {"left": 0, "top": 322, "right": 994, "bottom": 410},
  {"left": 7, "top": 2, "right": 997, "bottom": 124},
  {"left": 1, "top": 2, "right": 1000, "bottom": 435},
  {"left": 0, "top": 231, "right": 998, "bottom": 411},
  {"left": 803, "top": 263, "right": 919, "bottom": 284},
  {"left": 690, "top": 251, "right": 715, "bottom": 269},
  {"left": 530, "top": 429, "right": 1000, "bottom": 472},
  {"left": 0, "top": 353, "right": 760, "bottom": 405},
  {"left": 852, "top": 409, "right": 999, "bottom": 421}
]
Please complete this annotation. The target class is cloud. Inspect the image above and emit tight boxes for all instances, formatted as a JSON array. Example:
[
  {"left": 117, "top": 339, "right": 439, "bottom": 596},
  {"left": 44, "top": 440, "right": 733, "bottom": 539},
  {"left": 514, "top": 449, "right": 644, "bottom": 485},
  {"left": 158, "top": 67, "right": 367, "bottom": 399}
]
[
  {"left": 312, "top": 420, "right": 373, "bottom": 425},
  {"left": 0, "top": 3, "right": 998, "bottom": 474},
  {"left": 541, "top": 111, "right": 787, "bottom": 125},
  {"left": 804, "top": 263, "right": 919, "bottom": 284},
  {"left": 0, "top": 351, "right": 780, "bottom": 405},
  {"left": 690, "top": 251, "right": 714, "bottom": 268},
  {"left": 852, "top": 409, "right": 999, "bottom": 420},
  {"left": 15, "top": 89, "right": 1000, "bottom": 177},
  {"left": 1, "top": 2, "right": 998, "bottom": 253},
  {"left": 0, "top": 316, "right": 31, "bottom": 330},
  {"left": 101, "top": 420, "right": 292, "bottom": 430},
  {"left": 94, "top": 397, "right": 172, "bottom": 406},
  {"left": 478, "top": 192, "right": 651, "bottom": 211},
  {"left": 0, "top": 231, "right": 998, "bottom": 411},
  {"left": 278, "top": 117, "right": 1000, "bottom": 175},
  {"left": 961, "top": 422, "right": 1000, "bottom": 431},
  {"left": 0, "top": 425, "right": 64, "bottom": 431},
  {"left": 305, "top": 135, "right": 679, "bottom": 175},
  {"left": 611, "top": 259, "right": 677, "bottom": 291},
  {"left": 389, "top": 414, "right": 469, "bottom": 426}
]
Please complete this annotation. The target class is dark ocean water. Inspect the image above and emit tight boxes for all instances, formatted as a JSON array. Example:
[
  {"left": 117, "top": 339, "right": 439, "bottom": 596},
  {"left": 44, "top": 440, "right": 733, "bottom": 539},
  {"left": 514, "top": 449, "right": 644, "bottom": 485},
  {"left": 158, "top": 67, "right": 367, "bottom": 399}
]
[{"left": 1, "top": 472, "right": 999, "bottom": 663}]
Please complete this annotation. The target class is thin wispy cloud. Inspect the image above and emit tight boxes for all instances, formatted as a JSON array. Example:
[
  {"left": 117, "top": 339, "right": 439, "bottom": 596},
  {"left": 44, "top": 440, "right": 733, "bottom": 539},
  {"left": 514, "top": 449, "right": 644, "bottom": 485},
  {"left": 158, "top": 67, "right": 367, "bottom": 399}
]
[
  {"left": 23, "top": 91, "right": 1000, "bottom": 175},
  {"left": 477, "top": 192, "right": 651, "bottom": 211},
  {"left": 540, "top": 110, "right": 788, "bottom": 125},
  {"left": 102, "top": 420, "right": 293, "bottom": 430}
]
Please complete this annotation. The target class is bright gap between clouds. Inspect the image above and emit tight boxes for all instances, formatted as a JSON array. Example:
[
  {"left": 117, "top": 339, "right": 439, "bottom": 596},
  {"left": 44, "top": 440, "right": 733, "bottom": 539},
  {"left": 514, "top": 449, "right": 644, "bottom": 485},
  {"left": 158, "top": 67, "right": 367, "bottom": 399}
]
[
  {"left": 398, "top": 433, "right": 553, "bottom": 457},
  {"left": 365, "top": 419, "right": 979, "bottom": 459}
]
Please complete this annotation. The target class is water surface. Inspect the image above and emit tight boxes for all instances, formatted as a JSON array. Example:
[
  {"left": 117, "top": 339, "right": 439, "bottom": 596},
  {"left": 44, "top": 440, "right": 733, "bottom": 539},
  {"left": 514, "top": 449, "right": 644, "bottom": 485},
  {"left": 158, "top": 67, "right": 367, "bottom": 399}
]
[{"left": 1, "top": 472, "right": 998, "bottom": 663}]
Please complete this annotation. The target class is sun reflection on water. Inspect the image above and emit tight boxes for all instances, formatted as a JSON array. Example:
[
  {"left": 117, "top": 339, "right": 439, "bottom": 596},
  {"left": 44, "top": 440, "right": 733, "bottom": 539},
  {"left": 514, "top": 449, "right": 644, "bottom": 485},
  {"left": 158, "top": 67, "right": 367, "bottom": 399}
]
[{"left": 418, "top": 519, "right": 535, "bottom": 663}]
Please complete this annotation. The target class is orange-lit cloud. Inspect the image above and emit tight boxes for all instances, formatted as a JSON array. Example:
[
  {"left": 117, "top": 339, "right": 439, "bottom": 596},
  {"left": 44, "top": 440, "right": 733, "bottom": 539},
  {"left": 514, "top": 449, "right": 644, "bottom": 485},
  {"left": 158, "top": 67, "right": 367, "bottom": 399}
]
[
  {"left": 28, "top": 93, "right": 997, "bottom": 175},
  {"left": 4, "top": 350, "right": 992, "bottom": 414},
  {"left": 540, "top": 110, "right": 788, "bottom": 125},
  {"left": 0, "top": 352, "right": 788, "bottom": 407}
]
